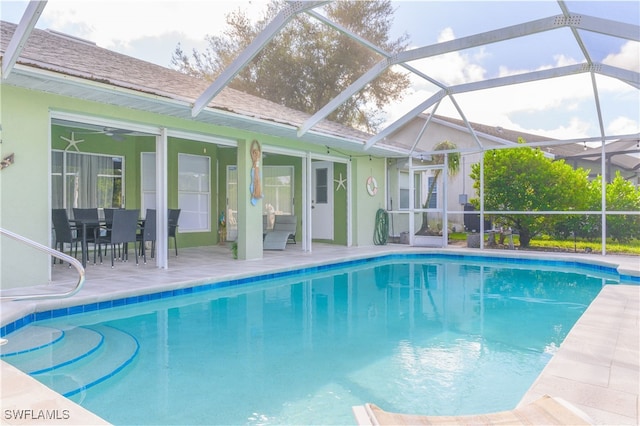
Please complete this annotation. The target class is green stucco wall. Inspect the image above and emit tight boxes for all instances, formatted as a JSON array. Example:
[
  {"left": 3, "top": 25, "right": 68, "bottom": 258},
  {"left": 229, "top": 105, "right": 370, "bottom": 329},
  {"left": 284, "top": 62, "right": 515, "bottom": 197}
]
[
  {"left": 1, "top": 86, "right": 52, "bottom": 289},
  {"left": 351, "top": 156, "right": 387, "bottom": 246},
  {"left": 0, "top": 85, "right": 388, "bottom": 290}
]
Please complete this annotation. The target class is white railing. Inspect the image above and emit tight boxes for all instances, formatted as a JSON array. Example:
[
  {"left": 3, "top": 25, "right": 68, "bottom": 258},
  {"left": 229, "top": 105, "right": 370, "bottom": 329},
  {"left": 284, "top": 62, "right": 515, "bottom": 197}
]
[{"left": 0, "top": 227, "right": 85, "bottom": 300}]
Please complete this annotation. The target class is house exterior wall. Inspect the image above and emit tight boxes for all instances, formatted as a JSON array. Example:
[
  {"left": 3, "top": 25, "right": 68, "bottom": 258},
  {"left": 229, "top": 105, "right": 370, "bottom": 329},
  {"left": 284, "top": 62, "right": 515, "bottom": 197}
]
[
  {"left": 0, "top": 85, "right": 388, "bottom": 290},
  {"left": 564, "top": 157, "right": 637, "bottom": 184},
  {"left": 388, "top": 117, "right": 516, "bottom": 234},
  {"left": 351, "top": 156, "right": 386, "bottom": 246},
  {"left": 1, "top": 86, "right": 53, "bottom": 289}
]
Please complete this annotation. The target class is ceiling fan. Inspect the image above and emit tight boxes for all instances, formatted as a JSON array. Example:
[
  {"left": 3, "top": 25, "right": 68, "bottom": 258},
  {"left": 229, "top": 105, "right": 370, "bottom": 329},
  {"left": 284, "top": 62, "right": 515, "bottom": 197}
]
[{"left": 75, "top": 127, "right": 134, "bottom": 141}]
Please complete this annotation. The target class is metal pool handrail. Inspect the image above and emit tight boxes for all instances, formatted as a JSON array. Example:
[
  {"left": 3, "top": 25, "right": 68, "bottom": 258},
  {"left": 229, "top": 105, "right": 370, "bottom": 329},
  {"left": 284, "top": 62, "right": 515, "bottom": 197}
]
[{"left": 0, "top": 227, "right": 85, "bottom": 300}]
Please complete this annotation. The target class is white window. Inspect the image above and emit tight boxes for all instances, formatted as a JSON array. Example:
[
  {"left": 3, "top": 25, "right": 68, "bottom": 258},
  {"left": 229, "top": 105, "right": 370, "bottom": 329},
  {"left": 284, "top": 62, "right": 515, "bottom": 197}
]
[
  {"left": 262, "top": 166, "right": 294, "bottom": 230},
  {"left": 178, "top": 153, "right": 210, "bottom": 232},
  {"left": 226, "top": 165, "right": 294, "bottom": 235},
  {"left": 52, "top": 150, "right": 124, "bottom": 212},
  {"left": 399, "top": 171, "right": 421, "bottom": 209},
  {"left": 399, "top": 171, "right": 410, "bottom": 209},
  {"left": 426, "top": 176, "right": 437, "bottom": 209}
]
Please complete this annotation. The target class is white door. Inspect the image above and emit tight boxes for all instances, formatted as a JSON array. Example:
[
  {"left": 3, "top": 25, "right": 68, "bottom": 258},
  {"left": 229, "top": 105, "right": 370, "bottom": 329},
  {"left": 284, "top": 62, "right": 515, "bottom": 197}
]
[{"left": 311, "top": 161, "right": 334, "bottom": 240}]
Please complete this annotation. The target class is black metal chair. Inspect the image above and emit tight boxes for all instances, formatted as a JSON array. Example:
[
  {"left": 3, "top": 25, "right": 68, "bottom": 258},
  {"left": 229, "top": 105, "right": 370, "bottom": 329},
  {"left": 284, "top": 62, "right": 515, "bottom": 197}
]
[
  {"left": 96, "top": 209, "right": 140, "bottom": 267},
  {"left": 103, "top": 208, "right": 121, "bottom": 258},
  {"left": 103, "top": 208, "right": 117, "bottom": 226},
  {"left": 51, "top": 209, "right": 81, "bottom": 265},
  {"left": 168, "top": 208, "right": 181, "bottom": 256},
  {"left": 72, "top": 208, "right": 101, "bottom": 264},
  {"left": 137, "top": 209, "right": 156, "bottom": 263}
]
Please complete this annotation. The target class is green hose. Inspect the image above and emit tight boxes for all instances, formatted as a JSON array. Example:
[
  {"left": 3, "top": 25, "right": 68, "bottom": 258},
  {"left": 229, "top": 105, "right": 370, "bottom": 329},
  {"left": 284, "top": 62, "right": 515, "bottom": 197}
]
[{"left": 373, "top": 208, "right": 389, "bottom": 245}]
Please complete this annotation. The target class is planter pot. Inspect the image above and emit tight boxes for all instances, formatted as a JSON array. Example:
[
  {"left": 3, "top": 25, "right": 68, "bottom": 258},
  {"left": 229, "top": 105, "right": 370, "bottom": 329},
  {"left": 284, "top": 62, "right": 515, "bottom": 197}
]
[
  {"left": 414, "top": 235, "right": 443, "bottom": 247},
  {"left": 467, "top": 233, "right": 481, "bottom": 248}
]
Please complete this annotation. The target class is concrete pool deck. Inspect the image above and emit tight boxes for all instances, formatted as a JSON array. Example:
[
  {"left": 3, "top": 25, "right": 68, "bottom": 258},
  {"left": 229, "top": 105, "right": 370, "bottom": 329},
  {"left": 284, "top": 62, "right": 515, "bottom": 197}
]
[{"left": 1, "top": 245, "right": 638, "bottom": 425}]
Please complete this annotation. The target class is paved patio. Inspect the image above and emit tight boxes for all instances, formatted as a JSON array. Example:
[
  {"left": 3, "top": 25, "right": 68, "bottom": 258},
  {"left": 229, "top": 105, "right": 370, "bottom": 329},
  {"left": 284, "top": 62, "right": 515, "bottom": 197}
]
[{"left": 1, "top": 244, "right": 638, "bottom": 425}]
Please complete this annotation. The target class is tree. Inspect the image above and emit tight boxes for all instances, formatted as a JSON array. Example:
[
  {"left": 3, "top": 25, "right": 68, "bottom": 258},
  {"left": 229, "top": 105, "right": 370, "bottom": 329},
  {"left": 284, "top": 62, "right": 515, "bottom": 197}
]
[
  {"left": 416, "top": 140, "right": 460, "bottom": 235},
  {"left": 470, "top": 139, "right": 591, "bottom": 247},
  {"left": 171, "top": 0, "right": 410, "bottom": 132},
  {"left": 584, "top": 172, "right": 640, "bottom": 243}
]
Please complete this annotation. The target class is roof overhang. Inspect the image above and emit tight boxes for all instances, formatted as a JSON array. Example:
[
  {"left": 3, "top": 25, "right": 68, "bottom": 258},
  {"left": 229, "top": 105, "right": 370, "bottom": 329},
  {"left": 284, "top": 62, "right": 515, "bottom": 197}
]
[{"left": 5, "top": 63, "right": 406, "bottom": 158}]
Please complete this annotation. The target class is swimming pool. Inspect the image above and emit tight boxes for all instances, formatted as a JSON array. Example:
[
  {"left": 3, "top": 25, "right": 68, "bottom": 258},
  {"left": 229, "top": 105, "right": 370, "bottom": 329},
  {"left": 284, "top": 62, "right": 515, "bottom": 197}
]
[{"left": 0, "top": 254, "right": 627, "bottom": 425}]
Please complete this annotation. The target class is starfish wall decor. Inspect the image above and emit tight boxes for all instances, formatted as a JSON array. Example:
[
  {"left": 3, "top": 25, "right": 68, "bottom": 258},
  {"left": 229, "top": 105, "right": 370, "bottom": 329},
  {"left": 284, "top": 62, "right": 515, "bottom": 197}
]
[
  {"left": 60, "top": 132, "right": 85, "bottom": 151},
  {"left": 334, "top": 173, "right": 347, "bottom": 191}
]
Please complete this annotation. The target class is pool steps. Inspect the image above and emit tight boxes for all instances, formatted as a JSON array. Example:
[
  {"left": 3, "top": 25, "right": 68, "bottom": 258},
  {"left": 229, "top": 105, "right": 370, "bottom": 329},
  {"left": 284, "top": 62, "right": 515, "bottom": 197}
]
[{"left": 0, "top": 324, "right": 139, "bottom": 397}]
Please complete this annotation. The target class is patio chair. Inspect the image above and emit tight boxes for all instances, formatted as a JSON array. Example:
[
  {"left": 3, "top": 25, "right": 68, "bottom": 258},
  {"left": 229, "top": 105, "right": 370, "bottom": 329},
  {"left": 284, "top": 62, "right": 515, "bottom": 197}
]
[
  {"left": 168, "top": 208, "right": 181, "bottom": 256},
  {"left": 137, "top": 209, "right": 156, "bottom": 263},
  {"left": 274, "top": 214, "right": 296, "bottom": 244},
  {"left": 72, "top": 208, "right": 101, "bottom": 263},
  {"left": 103, "top": 208, "right": 121, "bottom": 257},
  {"left": 263, "top": 215, "right": 297, "bottom": 250},
  {"left": 96, "top": 209, "right": 140, "bottom": 267},
  {"left": 51, "top": 209, "right": 81, "bottom": 265},
  {"left": 103, "top": 208, "right": 117, "bottom": 226}
]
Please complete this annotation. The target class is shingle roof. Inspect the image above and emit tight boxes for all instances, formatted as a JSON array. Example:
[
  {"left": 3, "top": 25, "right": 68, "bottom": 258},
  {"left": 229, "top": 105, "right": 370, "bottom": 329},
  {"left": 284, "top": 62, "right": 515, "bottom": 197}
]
[
  {"left": 429, "top": 114, "right": 552, "bottom": 145},
  {"left": 0, "top": 21, "right": 374, "bottom": 145}
]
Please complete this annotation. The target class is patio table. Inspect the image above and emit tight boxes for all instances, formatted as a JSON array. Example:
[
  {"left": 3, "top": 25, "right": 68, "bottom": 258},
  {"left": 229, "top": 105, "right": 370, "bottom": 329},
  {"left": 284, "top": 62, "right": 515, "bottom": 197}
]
[{"left": 70, "top": 219, "right": 103, "bottom": 268}]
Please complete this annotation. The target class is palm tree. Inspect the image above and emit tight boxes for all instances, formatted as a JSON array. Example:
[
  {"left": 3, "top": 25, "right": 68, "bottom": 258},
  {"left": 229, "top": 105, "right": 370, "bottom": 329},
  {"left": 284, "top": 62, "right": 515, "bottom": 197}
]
[{"left": 416, "top": 140, "right": 460, "bottom": 235}]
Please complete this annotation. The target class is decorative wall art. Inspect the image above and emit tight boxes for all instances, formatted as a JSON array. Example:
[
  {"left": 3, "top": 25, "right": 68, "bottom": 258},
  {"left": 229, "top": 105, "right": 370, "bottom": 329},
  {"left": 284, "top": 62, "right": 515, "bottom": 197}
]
[
  {"left": 366, "top": 176, "right": 378, "bottom": 196},
  {"left": 60, "top": 132, "right": 84, "bottom": 152},
  {"left": 334, "top": 173, "right": 347, "bottom": 191},
  {"left": 250, "top": 140, "right": 263, "bottom": 205}
]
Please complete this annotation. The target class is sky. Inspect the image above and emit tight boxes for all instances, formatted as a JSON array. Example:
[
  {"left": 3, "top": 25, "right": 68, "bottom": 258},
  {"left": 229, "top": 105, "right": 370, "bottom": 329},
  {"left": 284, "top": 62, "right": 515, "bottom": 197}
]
[{"left": 1, "top": 0, "right": 639, "bottom": 142}]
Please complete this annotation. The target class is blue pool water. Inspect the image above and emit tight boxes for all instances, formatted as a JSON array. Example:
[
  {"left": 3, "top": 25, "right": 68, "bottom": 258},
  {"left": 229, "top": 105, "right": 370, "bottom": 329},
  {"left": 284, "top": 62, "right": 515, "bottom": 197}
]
[{"left": 1, "top": 255, "right": 623, "bottom": 425}]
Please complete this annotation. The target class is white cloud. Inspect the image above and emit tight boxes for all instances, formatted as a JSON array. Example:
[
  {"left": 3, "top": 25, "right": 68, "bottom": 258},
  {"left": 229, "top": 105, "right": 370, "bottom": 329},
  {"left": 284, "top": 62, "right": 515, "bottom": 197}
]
[
  {"left": 608, "top": 116, "right": 639, "bottom": 136},
  {"left": 602, "top": 40, "right": 640, "bottom": 71},
  {"left": 436, "top": 27, "right": 455, "bottom": 43},
  {"left": 43, "top": 0, "right": 267, "bottom": 51},
  {"left": 527, "top": 118, "right": 593, "bottom": 140},
  {"left": 384, "top": 28, "right": 639, "bottom": 141}
]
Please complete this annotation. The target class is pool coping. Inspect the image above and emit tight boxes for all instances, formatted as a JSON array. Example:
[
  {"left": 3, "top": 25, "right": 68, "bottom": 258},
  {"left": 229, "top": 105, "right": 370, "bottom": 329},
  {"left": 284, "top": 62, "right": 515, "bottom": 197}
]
[{"left": 1, "top": 247, "right": 638, "bottom": 425}]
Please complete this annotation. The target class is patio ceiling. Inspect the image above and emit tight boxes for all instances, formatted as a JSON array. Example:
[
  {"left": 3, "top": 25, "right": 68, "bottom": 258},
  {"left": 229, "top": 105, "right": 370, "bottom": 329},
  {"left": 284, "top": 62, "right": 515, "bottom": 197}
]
[{"left": 4, "top": 1, "right": 639, "bottom": 158}]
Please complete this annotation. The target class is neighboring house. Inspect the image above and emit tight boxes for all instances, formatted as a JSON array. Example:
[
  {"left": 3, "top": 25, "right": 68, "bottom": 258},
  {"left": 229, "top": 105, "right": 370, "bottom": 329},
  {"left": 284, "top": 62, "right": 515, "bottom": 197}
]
[
  {"left": 382, "top": 113, "right": 639, "bottom": 241},
  {"left": 558, "top": 139, "right": 640, "bottom": 184},
  {"left": 0, "top": 21, "right": 405, "bottom": 290}
]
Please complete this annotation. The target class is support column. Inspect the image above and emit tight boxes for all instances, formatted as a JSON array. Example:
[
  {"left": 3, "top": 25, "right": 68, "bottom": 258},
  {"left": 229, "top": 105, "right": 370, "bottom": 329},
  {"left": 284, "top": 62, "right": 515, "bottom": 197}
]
[
  {"left": 156, "top": 128, "right": 168, "bottom": 268},
  {"left": 237, "top": 139, "right": 263, "bottom": 260}
]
